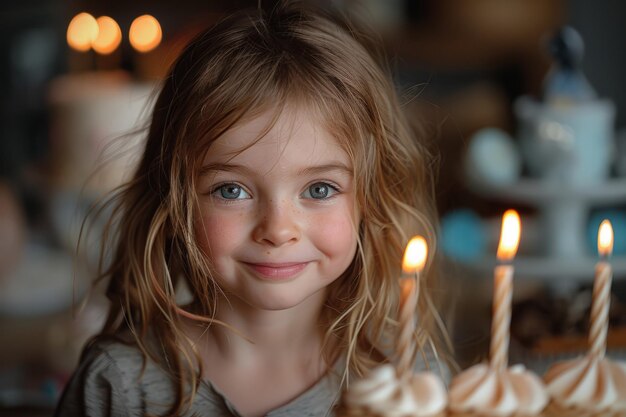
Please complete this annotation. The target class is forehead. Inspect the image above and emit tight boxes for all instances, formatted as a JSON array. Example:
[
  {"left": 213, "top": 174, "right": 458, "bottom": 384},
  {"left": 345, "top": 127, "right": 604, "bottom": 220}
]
[{"left": 202, "top": 105, "right": 351, "bottom": 171}]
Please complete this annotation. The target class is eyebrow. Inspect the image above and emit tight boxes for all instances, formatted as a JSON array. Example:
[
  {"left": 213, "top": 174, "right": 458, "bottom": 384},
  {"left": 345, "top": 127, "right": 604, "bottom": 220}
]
[
  {"left": 199, "top": 163, "right": 253, "bottom": 177},
  {"left": 297, "top": 163, "right": 353, "bottom": 177},
  {"left": 199, "top": 162, "right": 353, "bottom": 177}
]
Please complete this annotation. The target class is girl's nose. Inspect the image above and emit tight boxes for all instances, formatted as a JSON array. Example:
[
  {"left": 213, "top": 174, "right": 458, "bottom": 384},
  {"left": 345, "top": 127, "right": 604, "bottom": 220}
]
[{"left": 252, "top": 200, "right": 300, "bottom": 247}]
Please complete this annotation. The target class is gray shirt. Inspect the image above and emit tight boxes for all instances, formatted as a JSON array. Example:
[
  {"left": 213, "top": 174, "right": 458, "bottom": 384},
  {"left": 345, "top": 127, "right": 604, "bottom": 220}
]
[
  {"left": 54, "top": 340, "right": 343, "bottom": 417},
  {"left": 54, "top": 340, "right": 449, "bottom": 417}
]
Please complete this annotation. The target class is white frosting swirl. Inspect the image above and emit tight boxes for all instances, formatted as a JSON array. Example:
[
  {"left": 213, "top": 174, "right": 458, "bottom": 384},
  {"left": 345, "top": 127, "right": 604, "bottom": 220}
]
[
  {"left": 544, "top": 355, "right": 626, "bottom": 413},
  {"left": 344, "top": 364, "right": 447, "bottom": 417},
  {"left": 448, "top": 363, "right": 548, "bottom": 416}
]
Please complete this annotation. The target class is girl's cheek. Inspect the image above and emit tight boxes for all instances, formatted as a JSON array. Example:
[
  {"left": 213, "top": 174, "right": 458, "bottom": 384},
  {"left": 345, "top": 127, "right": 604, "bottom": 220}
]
[
  {"left": 309, "top": 208, "right": 358, "bottom": 255},
  {"left": 196, "top": 211, "right": 248, "bottom": 253}
]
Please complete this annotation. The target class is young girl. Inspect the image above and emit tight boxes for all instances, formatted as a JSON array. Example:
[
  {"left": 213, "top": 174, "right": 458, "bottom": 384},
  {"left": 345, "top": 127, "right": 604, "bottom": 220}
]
[{"left": 55, "top": 2, "right": 450, "bottom": 416}]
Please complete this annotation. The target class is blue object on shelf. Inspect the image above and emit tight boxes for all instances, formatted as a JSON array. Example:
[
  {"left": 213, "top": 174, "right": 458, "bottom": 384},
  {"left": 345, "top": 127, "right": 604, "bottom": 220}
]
[
  {"left": 466, "top": 128, "right": 522, "bottom": 186},
  {"left": 441, "top": 209, "right": 486, "bottom": 261},
  {"left": 587, "top": 210, "right": 626, "bottom": 256}
]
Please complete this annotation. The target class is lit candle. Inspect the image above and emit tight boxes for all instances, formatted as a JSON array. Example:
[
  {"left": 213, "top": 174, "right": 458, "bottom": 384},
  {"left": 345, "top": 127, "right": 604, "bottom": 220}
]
[
  {"left": 93, "top": 16, "right": 123, "bottom": 71},
  {"left": 396, "top": 236, "right": 427, "bottom": 380},
  {"left": 129, "top": 15, "right": 162, "bottom": 53},
  {"left": 67, "top": 12, "right": 98, "bottom": 53},
  {"left": 490, "top": 210, "right": 521, "bottom": 372},
  {"left": 66, "top": 12, "right": 99, "bottom": 72},
  {"left": 589, "top": 220, "right": 614, "bottom": 358},
  {"left": 129, "top": 14, "right": 162, "bottom": 79}
]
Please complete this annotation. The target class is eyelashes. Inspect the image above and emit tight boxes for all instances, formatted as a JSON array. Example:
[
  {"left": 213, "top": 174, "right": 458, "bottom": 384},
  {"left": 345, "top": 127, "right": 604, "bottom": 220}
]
[
  {"left": 210, "top": 183, "right": 251, "bottom": 200},
  {"left": 208, "top": 181, "right": 342, "bottom": 202},
  {"left": 301, "top": 182, "right": 339, "bottom": 199}
]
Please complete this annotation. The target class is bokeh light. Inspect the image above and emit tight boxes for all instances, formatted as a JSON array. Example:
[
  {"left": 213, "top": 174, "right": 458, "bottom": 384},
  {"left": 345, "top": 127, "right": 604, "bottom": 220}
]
[
  {"left": 129, "top": 15, "right": 162, "bottom": 53},
  {"left": 92, "top": 16, "right": 122, "bottom": 55},
  {"left": 67, "top": 12, "right": 99, "bottom": 52}
]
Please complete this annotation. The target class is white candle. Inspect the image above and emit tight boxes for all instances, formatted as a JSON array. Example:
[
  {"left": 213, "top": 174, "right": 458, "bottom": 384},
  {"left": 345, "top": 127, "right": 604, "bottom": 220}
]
[
  {"left": 490, "top": 265, "right": 513, "bottom": 371},
  {"left": 397, "top": 276, "right": 418, "bottom": 378},
  {"left": 489, "top": 210, "right": 520, "bottom": 372},
  {"left": 589, "top": 220, "right": 614, "bottom": 358},
  {"left": 396, "top": 236, "right": 427, "bottom": 380}
]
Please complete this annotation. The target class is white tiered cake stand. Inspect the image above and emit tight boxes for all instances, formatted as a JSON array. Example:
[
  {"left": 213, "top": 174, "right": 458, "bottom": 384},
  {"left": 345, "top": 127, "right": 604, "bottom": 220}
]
[{"left": 465, "top": 176, "right": 626, "bottom": 293}]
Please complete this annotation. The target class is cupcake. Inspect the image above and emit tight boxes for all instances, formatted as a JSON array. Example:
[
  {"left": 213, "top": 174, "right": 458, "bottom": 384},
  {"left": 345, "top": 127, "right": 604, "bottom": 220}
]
[
  {"left": 448, "top": 363, "right": 548, "bottom": 417},
  {"left": 543, "top": 354, "right": 626, "bottom": 416},
  {"left": 335, "top": 364, "right": 447, "bottom": 417},
  {"left": 540, "top": 218, "right": 626, "bottom": 415}
]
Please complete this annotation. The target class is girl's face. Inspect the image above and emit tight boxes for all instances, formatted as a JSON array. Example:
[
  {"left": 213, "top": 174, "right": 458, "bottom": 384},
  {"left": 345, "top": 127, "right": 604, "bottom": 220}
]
[{"left": 195, "top": 105, "right": 359, "bottom": 311}]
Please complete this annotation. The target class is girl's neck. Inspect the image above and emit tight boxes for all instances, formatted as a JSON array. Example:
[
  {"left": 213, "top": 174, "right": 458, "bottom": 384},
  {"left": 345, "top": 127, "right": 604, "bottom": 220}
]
[
  {"left": 182, "top": 288, "right": 335, "bottom": 417},
  {"left": 188, "top": 288, "right": 329, "bottom": 365}
]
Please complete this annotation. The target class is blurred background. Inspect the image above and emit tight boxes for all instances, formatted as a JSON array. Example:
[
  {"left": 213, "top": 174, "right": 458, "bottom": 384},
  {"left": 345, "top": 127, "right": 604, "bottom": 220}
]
[{"left": 1, "top": 0, "right": 626, "bottom": 415}]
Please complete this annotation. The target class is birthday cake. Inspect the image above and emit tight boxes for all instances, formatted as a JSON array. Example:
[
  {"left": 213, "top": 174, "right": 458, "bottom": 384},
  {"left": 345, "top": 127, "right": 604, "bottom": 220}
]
[
  {"left": 335, "top": 345, "right": 626, "bottom": 417},
  {"left": 336, "top": 216, "right": 626, "bottom": 417}
]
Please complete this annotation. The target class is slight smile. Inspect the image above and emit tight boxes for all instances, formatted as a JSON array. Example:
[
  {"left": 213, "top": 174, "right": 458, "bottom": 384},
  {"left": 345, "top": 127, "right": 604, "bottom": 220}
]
[{"left": 242, "top": 262, "right": 310, "bottom": 280}]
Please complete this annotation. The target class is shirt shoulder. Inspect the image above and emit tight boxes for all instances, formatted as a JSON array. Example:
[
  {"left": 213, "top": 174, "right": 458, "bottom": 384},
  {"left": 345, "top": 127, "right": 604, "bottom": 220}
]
[
  {"left": 267, "top": 359, "right": 344, "bottom": 417},
  {"left": 54, "top": 339, "right": 177, "bottom": 417}
]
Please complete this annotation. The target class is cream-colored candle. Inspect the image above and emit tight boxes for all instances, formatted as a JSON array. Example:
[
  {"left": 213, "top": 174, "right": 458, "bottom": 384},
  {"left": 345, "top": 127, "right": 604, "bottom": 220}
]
[
  {"left": 93, "top": 16, "right": 123, "bottom": 71},
  {"left": 396, "top": 236, "right": 427, "bottom": 380},
  {"left": 66, "top": 12, "right": 98, "bottom": 73},
  {"left": 589, "top": 220, "right": 614, "bottom": 358},
  {"left": 490, "top": 210, "right": 520, "bottom": 372},
  {"left": 129, "top": 15, "right": 163, "bottom": 79}
]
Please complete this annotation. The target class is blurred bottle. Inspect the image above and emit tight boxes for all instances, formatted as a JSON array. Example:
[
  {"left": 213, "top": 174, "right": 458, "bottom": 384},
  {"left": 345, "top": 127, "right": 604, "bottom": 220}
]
[
  {"left": 542, "top": 26, "right": 596, "bottom": 107},
  {"left": 516, "top": 25, "right": 614, "bottom": 187}
]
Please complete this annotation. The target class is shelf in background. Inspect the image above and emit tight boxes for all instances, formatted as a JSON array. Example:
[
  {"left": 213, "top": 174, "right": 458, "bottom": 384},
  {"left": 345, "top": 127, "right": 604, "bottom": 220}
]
[
  {"left": 454, "top": 255, "right": 626, "bottom": 281},
  {"left": 467, "top": 177, "right": 626, "bottom": 205}
]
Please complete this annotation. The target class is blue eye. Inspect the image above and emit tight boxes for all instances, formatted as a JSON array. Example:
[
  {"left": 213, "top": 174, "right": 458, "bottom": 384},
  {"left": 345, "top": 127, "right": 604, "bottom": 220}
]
[
  {"left": 302, "top": 182, "right": 338, "bottom": 199},
  {"left": 212, "top": 183, "right": 251, "bottom": 200}
]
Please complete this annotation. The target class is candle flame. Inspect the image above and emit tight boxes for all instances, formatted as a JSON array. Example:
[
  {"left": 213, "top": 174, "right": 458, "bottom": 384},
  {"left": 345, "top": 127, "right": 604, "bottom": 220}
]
[
  {"left": 402, "top": 236, "right": 427, "bottom": 273},
  {"left": 598, "top": 220, "right": 613, "bottom": 257},
  {"left": 129, "top": 15, "right": 162, "bottom": 53},
  {"left": 497, "top": 210, "right": 521, "bottom": 261},
  {"left": 67, "top": 12, "right": 99, "bottom": 52},
  {"left": 93, "top": 16, "right": 122, "bottom": 55}
]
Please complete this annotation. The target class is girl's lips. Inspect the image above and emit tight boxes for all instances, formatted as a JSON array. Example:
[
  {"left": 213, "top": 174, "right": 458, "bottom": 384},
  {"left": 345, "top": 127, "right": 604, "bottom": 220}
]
[{"left": 243, "top": 262, "right": 309, "bottom": 280}]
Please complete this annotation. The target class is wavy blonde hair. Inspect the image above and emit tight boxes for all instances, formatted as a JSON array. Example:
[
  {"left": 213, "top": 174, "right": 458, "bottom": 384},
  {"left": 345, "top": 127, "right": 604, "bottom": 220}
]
[{"left": 88, "top": 2, "right": 451, "bottom": 415}]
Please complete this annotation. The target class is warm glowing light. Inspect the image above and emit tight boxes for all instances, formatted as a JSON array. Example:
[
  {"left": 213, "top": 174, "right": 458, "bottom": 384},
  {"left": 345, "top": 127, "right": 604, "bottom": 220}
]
[
  {"left": 129, "top": 15, "right": 162, "bottom": 53},
  {"left": 402, "top": 236, "right": 428, "bottom": 273},
  {"left": 598, "top": 220, "right": 614, "bottom": 257},
  {"left": 67, "top": 12, "right": 99, "bottom": 52},
  {"left": 92, "top": 16, "right": 122, "bottom": 55},
  {"left": 400, "top": 278, "right": 415, "bottom": 301},
  {"left": 497, "top": 210, "right": 521, "bottom": 261}
]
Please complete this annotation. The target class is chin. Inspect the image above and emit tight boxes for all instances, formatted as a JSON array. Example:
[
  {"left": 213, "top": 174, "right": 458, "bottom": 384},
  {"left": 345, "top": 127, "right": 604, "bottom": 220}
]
[
  {"left": 241, "top": 285, "right": 324, "bottom": 311},
  {"left": 249, "top": 293, "right": 310, "bottom": 311},
  {"left": 254, "top": 300, "right": 301, "bottom": 311}
]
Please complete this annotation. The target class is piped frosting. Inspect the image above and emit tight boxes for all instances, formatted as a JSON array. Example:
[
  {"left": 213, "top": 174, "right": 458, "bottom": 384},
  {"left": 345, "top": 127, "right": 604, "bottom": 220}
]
[
  {"left": 544, "top": 354, "right": 626, "bottom": 413},
  {"left": 448, "top": 363, "right": 548, "bottom": 416},
  {"left": 344, "top": 364, "right": 447, "bottom": 417}
]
